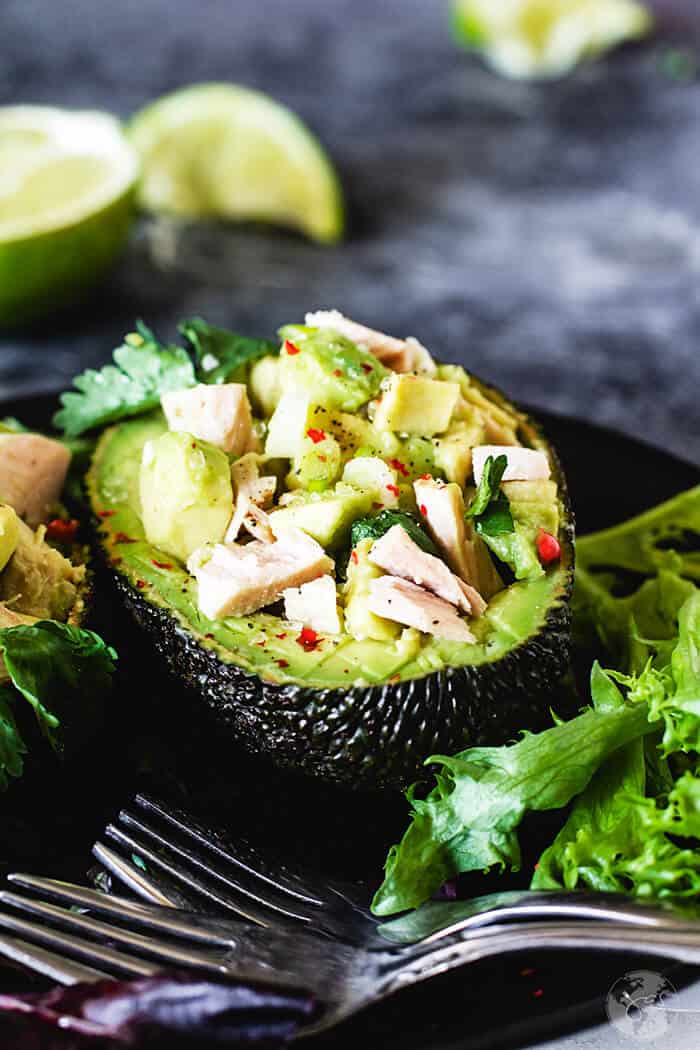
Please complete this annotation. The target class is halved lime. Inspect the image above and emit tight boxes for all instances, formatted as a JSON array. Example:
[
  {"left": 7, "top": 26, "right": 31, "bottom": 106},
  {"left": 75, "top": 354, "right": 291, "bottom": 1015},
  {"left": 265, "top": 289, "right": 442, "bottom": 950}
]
[
  {"left": 452, "top": 0, "right": 653, "bottom": 79},
  {"left": 128, "top": 84, "right": 344, "bottom": 244},
  {"left": 0, "top": 106, "right": 139, "bottom": 328}
]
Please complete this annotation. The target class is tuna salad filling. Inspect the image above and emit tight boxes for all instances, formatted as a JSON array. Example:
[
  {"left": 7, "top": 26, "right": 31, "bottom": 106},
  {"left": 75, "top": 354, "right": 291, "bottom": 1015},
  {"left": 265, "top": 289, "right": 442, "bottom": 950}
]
[
  {"left": 0, "top": 426, "right": 87, "bottom": 682},
  {"left": 89, "top": 312, "right": 570, "bottom": 688}
]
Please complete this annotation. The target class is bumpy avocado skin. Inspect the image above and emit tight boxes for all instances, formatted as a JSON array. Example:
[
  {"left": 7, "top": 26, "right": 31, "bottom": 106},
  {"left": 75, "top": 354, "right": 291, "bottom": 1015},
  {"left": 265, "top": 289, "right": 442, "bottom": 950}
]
[
  {"left": 89, "top": 372, "right": 575, "bottom": 792},
  {"left": 113, "top": 568, "right": 572, "bottom": 790}
]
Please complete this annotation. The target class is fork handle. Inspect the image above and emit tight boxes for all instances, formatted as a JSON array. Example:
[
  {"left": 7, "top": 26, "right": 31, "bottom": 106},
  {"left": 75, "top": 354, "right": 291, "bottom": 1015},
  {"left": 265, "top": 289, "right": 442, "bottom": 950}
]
[{"left": 381, "top": 921, "right": 700, "bottom": 998}]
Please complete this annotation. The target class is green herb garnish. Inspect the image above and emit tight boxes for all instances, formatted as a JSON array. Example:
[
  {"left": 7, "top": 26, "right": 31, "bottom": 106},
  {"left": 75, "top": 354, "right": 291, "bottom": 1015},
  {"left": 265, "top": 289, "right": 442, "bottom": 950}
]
[
  {"left": 466, "top": 454, "right": 514, "bottom": 537},
  {"left": 180, "top": 317, "right": 278, "bottom": 385},
  {"left": 350, "top": 510, "right": 440, "bottom": 558},
  {"left": 53, "top": 322, "right": 196, "bottom": 438}
]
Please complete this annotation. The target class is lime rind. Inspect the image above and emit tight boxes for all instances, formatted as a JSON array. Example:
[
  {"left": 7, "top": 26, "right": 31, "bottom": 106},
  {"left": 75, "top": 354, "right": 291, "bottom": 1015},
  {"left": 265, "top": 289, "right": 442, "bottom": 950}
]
[
  {"left": 0, "top": 107, "right": 139, "bottom": 243},
  {"left": 128, "top": 83, "right": 344, "bottom": 244},
  {"left": 452, "top": 0, "right": 653, "bottom": 79}
]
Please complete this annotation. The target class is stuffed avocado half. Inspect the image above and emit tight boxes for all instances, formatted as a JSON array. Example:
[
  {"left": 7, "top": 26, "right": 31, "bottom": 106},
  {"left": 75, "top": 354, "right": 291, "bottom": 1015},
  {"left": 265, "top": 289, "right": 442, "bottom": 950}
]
[{"left": 87, "top": 312, "right": 573, "bottom": 789}]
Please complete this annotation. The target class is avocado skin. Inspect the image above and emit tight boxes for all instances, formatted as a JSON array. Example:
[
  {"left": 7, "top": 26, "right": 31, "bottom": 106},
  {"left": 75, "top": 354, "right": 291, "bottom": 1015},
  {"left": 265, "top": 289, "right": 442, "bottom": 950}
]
[
  {"left": 113, "top": 568, "right": 572, "bottom": 791},
  {"left": 90, "top": 378, "right": 575, "bottom": 792}
]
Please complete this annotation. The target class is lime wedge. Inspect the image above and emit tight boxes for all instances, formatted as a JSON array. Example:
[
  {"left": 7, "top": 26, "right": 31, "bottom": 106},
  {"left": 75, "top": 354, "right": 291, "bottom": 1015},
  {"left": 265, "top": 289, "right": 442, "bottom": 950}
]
[
  {"left": 452, "top": 0, "right": 653, "bottom": 79},
  {"left": 128, "top": 83, "right": 344, "bottom": 244},
  {"left": 0, "top": 106, "right": 139, "bottom": 328}
]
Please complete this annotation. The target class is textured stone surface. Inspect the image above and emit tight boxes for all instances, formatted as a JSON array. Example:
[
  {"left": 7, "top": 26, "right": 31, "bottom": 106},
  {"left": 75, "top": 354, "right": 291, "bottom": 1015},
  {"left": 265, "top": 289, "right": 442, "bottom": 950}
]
[{"left": 1, "top": 0, "right": 699, "bottom": 464}]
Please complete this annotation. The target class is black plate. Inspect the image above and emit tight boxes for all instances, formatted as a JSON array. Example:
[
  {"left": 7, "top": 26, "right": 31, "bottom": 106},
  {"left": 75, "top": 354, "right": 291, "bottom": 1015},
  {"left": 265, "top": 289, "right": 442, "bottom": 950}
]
[{"left": 0, "top": 391, "right": 698, "bottom": 1050}]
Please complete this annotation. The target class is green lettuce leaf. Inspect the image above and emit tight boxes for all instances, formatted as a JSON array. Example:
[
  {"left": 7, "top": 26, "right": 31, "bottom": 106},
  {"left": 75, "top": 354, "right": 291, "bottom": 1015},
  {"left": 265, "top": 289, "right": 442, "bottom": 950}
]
[
  {"left": 53, "top": 323, "right": 196, "bottom": 437},
  {"left": 181, "top": 318, "right": 278, "bottom": 385},
  {"left": 0, "top": 621, "right": 117, "bottom": 754},
  {"left": 371, "top": 678, "right": 655, "bottom": 916},
  {"left": 0, "top": 686, "right": 26, "bottom": 791}
]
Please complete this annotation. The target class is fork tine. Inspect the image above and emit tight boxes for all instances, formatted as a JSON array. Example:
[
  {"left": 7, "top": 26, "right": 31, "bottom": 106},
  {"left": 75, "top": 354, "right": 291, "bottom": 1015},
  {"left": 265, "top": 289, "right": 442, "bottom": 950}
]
[
  {"left": 0, "top": 910, "right": 159, "bottom": 979},
  {"left": 117, "top": 809, "right": 320, "bottom": 925},
  {"left": 102, "top": 826, "right": 292, "bottom": 927},
  {"left": 135, "top": 795, "right": 326, "bottom": 906},
  {"left": 91, "top": 844, "right": 189, "bottom": 909},
  {"left": 0, "top": 932, "right": 111, "bottom": 985},
  {"left": 7, "top": 874, "right": 239, "bottom": 950},
  {"left": 0, "top": 892, "right": 232, "bottom": 977}
]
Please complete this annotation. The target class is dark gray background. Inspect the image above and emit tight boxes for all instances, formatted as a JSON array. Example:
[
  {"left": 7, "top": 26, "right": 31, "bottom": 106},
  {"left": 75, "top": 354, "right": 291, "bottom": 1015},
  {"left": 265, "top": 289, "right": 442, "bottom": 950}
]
[{"left": 1, "top": 0, "right": 699, "bottom": 465}]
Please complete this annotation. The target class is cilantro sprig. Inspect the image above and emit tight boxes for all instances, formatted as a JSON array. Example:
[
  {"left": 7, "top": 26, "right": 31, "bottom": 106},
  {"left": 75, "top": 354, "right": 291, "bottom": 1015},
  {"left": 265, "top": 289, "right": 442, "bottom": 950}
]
[
  {"left": 53, "top": 318, "right": 280, "bottom": 438},
  {"left": 53, "top": 323, "right": 196, "bottom": 438}
]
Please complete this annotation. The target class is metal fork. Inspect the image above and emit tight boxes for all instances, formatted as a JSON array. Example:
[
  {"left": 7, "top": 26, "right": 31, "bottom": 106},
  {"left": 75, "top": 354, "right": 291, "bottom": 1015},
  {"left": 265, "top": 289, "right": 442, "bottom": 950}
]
[
  {"left": 0, "top": 880, "right": 700, "bottom": 1036},
  {"left": 89, "top": 793, "right": 700, "bottom": 948}
]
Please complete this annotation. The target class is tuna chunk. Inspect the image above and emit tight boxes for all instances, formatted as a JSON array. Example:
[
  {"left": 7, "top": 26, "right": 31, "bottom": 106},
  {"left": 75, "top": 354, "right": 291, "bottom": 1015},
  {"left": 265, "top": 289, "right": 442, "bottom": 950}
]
[
  {"left": 225, "top": 455, "right": 277, "bottom": 544},
  {"left": 414, "top": 478, "right": 488, "bottom": 613},
  {"left": 368, "top": 524, "right": 477, "bottom": 614},
  {"left": 304, "top": 310, "right": 436, "bottom": 374},
  {"left": 283, "top": 575, "right": 342, "bottom": 634},
  {"left": 472, "top": 445, "right": 550, "bottom": 485},
  {"left": 0, "top": 434, "right": 71, "bottom": 526},
  {"left": 368, "top": 576, "right": 474, "bottom": 643},
  {"left": 188, "top": 528, "right": 333, "bottom": 619},
  {"left": 162, "top": 383, "right": 254, "bottom": 456}
]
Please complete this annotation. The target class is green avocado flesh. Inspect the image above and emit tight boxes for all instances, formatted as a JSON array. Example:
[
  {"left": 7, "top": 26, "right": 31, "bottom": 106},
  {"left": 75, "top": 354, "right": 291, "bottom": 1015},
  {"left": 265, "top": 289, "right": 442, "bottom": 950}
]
[{"left": 88, "top": 413, "right": 569, "bottom": 690}]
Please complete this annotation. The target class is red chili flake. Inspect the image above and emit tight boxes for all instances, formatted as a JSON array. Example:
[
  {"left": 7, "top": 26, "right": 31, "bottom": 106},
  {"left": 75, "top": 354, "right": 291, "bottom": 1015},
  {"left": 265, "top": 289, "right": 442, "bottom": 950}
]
[
  {"left": 386, "top": 483, "right": 400, "bottom": 498},
  {"left": 45, "top": 518, "right": 79, "bottom": 543},
  {"left": 388, "top": 458, "right": 409, "bottom": 477},
  {"left": 275, "top": 632, "right": 288, "bottom": 640},
  {"left": 418, "top": 473, "right": 433, "bottom": 481},
  {"left": 318, "top": 454, "right": 327, "bottom": 462},
  {"left": 361, "top": 362, "right": 373, "bottom": 374},
  {"left": 306, "top": 428, "right": 326, "bottom": 444},
  {"left": 98, "top": 509, "right": 115, "bottom": 518},
  {"left": 277, "top": 659, "right": 290, "bottom": 669},
  {"left": 284, "top": 340, "right": 301, "bottom": 355},
  {"left": 533, "top": 989, "right": 544, "bottom": 999},
  {"left": 350, "top": 550, "right": 359, "bottom": 564},
  {"left": 333, "top": 369, "right": 343, "bottom": 377},
  {"left": 419, "top": 504, "right": 428, "bottom": 516},
  {"left": 205, "top": 633, "right": 215, "bottom": 640},
  {"left": 296, "top": 627, "right": 320, "bottom": 652},
  {"left": 151, "top": 560, "right": 173, "bottom": 570},
  {"left": 114, "top": 532, "right": 137, "bottom": 544},
  {"left": 255, "top": 640, "right": 267, "bottom": 647},
  {"left": 136, "top": 580, "right": 146, "bottom": 589},
  {"left": 372, "top": 501, "right": 383, "bottom": 510},
  {"left": 110, "top": 556, "right": 122, "bottom": 566},
  {"left": 536, "top": 529, "right": 561, "bottom": 566}
]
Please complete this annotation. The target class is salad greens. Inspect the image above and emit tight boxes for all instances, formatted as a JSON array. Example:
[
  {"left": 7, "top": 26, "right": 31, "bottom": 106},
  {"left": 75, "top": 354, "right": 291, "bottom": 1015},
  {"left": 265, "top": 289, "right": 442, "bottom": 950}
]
[
  {"left": 180, "top": 317, "right": 278, "bottom": 385},
  {"left": 0, "top": 621, "right": 117, "bottom": 786},
  {"left": 372, "top": 484, "right": 700, "bottom": 917}
]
